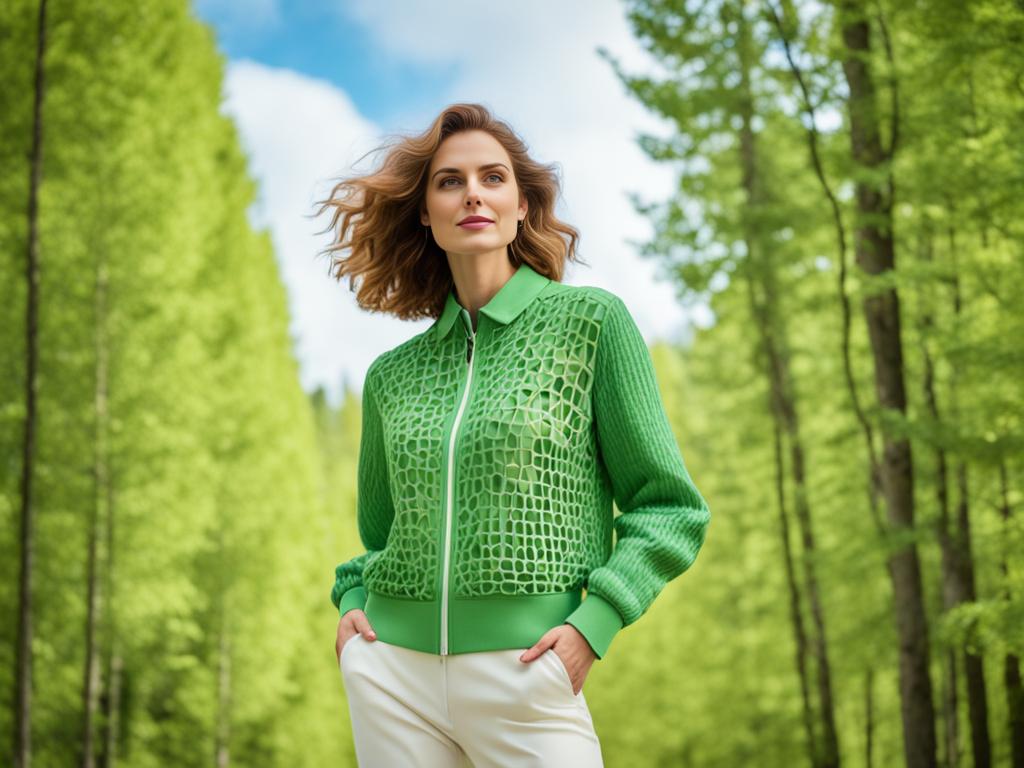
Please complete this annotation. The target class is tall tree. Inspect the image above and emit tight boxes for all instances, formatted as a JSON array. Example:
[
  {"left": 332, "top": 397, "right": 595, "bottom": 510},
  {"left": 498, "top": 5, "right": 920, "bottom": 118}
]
[
  {"left": 14, "top": 2, "right": 49, "bottom": 766},
  {"left": 601, "top": 1, "right": 842, "bottom": 763},
  {"left": 836, "top": 1, "right": 937, "bottom": 765}
]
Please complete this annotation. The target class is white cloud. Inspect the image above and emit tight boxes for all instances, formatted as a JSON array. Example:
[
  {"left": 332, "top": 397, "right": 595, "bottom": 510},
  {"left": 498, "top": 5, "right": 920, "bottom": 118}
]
[
  {"left": 220, "top": 0, "right": 709, "bottom": 405},
  {"left": 222, "top": 61, "right": 420, "bottom": 403}
]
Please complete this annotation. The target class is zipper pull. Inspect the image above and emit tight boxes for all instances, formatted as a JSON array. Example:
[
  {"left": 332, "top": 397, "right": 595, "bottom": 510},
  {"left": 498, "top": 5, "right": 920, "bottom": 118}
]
[{"left": 466, "top": 335, "right": 474, "bottom": 364}]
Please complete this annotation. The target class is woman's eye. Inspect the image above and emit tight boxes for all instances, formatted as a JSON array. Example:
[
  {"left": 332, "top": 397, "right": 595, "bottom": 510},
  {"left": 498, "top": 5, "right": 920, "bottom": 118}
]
[{"left": 441, "top": 174, "right": 504, "bottom": 187}]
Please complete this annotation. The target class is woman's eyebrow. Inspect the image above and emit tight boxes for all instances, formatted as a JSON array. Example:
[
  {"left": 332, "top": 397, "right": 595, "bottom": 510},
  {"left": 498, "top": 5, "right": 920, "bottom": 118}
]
[{"left": 431, "top": 162, "right": 510, "bottom": 180}]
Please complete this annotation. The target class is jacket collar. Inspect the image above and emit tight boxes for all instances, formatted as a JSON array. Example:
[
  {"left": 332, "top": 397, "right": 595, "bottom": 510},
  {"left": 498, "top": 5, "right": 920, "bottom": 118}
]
[{"left": 434, "top": 261, "right": 551, "bottom": 341}]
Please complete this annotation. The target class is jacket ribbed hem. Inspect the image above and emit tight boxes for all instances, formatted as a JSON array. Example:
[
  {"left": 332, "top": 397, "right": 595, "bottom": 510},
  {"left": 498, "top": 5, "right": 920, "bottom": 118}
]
[{"left": 363, "top": 588, "right": 583, "bottom": 655}]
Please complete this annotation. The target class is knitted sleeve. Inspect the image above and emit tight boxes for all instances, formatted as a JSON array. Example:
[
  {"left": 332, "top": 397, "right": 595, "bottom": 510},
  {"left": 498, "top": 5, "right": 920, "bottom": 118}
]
[
  {"left": 563, "top": 295, "right": 711, "bottom": 659},
  {"left": 330, "top": 359, "right": 395, "bottom": 618}
]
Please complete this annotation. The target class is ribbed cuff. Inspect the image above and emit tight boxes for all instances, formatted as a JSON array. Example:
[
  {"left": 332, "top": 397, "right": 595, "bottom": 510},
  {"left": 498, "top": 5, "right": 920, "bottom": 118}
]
[
  {"left": 338, "top": 586, "right": 367, "bottom": 618},
  {"left": 563, "top": 592, "right": 624, "bottom": 660}
]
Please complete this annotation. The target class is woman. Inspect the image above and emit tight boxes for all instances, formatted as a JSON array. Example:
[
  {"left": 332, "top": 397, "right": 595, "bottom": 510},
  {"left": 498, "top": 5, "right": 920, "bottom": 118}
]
[{"left": 316, "top": 103, "right": 711, "bottom": 767}]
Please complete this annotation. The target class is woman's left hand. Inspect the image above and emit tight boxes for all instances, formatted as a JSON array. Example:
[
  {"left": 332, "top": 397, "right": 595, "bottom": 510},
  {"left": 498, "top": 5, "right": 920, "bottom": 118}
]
[{"left": 519, "top": 623, "right": 597, "bottom": 695}]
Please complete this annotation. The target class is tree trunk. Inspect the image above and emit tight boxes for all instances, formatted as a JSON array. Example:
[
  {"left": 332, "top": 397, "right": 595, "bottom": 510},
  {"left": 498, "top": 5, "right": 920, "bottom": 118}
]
[
  {"left": 98, "top": 642, "right": 122, "bottom": 768},
  {"left": 837, "top": 2, "right": 937, "bottom": 766},
  {"left": 917, "top": 217, "right": 961, "bottom": 768},
  {"left": 944, "top": 220, "right": 991, "bottom": 767},
  {"left": 81, "top": 258, "right": 110, "bottom": 768},
  {"left": 737, "top": 4, "right": 839, "bottom": 764},
  {"left": 865, "top": 666, "right": 875, "bottom": 768},
  {"left": 15, "top": 2, "right": 49, "bottom": 766},
  {"left": 997, "top": 462, "right": 1024, "bottom": 768},
  {"left": 773, "top": 422, "right": 818, "bottom": 762},
  {"left": 216, "top": 626, "right": 232, "bottom": 768},
  {"left": 99, "top": 472, "right": 122, "bottom": 768}
]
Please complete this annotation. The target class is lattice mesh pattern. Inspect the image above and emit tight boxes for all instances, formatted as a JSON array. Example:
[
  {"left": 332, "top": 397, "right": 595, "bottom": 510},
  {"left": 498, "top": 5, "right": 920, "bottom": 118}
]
[
  {"left": 451, "top": 290, "right": 608, "bottom": 595},
  {"left": 365, "top": 285, "right": 615, "bottom": 599},
  {"left": 362, "top": 333, "right": 451, "bottom": 600}
]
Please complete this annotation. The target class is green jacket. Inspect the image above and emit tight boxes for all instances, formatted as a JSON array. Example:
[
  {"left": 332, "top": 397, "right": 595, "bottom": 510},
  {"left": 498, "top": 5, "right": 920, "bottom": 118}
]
[{"left": 331, "top": 261, "right": 710, "bottom": 660}]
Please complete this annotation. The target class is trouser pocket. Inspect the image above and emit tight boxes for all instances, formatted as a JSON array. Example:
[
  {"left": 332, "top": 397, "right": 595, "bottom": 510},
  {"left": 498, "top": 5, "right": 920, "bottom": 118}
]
[
  {"left": 543, "top": 648, "right": 578, "bottom": 697},
  {"left": 338, "top": 632, "right": 362, "bottom": 670}
]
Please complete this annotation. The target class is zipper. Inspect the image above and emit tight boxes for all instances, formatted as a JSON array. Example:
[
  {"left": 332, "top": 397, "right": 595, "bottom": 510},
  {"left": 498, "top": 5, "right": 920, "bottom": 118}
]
[{"left": 440, "top": 316, "right": 475, "bottom": 655}]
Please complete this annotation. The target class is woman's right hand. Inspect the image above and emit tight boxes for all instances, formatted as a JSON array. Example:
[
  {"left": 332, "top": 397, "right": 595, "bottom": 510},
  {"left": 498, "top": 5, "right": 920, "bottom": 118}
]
[{"left": 336, "top": 609, "right": 377, "bottom": 664}]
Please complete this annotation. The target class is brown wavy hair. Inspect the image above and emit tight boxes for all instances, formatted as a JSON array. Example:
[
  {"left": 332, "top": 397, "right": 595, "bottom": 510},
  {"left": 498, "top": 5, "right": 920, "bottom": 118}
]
[{"left": 311, "top": 103, "right": 584, "bottom": 322}]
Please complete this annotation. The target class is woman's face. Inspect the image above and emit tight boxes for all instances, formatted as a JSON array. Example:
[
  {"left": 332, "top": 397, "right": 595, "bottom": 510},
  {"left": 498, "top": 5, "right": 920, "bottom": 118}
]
[{"left": 421, "top": 129, "right": 527, "bottom": 261}]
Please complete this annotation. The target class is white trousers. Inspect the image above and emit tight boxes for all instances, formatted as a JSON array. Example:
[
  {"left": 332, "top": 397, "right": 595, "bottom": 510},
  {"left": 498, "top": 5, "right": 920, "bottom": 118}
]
[{"left": 338, "top": 633, "right": 604, "bottom": 767}]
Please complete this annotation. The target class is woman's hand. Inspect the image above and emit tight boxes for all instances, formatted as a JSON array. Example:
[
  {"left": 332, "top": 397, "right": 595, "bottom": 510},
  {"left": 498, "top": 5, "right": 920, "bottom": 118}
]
[
  {"left": 336, "top": 609, "right": 377, "bottom": 664},
  {"left": 519, "top": 624, "right": 597, "bottom": 695}
]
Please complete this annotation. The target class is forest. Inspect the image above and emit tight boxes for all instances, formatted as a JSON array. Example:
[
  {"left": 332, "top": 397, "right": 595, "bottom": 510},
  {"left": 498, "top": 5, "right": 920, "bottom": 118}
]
[{"left": 1, "top": 0, "right": 1021, "bottom": 766}]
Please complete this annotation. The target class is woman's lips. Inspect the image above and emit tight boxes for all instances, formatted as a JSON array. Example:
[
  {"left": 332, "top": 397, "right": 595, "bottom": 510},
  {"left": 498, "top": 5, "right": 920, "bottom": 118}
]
[{"left": 458, "top": 220, "right": 493, "bottom": 230}]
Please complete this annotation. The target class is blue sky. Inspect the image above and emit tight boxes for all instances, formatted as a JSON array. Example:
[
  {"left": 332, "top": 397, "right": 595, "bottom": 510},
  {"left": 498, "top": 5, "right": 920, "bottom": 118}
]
[
  {"left": 191, "top": 0, "right": 711, "bottom": 406},
  {"left": 195, "top": 0, "right": 456, "bottom": 127}
]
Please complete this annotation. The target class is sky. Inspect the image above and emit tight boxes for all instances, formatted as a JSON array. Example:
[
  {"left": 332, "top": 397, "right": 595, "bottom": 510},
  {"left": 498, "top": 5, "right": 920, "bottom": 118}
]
[{"left": 192, "top": 0, "right": 713, "bottom": 407}]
